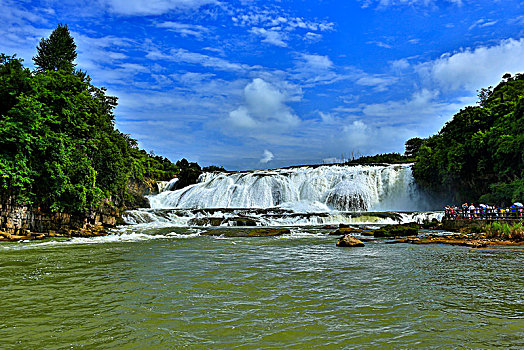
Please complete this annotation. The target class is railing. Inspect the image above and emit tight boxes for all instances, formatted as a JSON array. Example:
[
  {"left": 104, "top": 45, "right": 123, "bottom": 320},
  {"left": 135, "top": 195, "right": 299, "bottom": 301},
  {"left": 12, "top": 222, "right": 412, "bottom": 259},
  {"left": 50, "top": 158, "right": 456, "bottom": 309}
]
[{"left": 444, "top": 211, "right": 523, "bottom": 221}]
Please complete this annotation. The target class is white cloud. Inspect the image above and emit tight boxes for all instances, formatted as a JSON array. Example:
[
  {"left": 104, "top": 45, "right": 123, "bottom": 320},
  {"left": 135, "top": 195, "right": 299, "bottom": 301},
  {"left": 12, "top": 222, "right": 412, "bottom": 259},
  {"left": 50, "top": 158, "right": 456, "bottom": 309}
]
[
  {"left": 416, "top": 38, "right": 524, "bottom": 91},
  {"left": 469, "top": 19, "right": 498, "bottom": 31},
  {"left": 290, "top": 53, "right": 343, "bottom": 86},
  {"left": 260, "top": 150, "right": 274, "bottom": 163},
  {"left": 100, "top": 0, "right": 218, "bottom": 16},
  {"left": 359, "top": 0, "right": 462, "bottom": 8},
  {"left": 366, "top": 40, "right": 392, "bottom": 49},
  {"left": 363, "top": 89, "right": 440, "bottom": 119},
  {"left": 232, "top": 6, "right": 333, "bottom": 47},
  {"left": 304, "top": 32, "right": 322, "bottom": 42},
  {"left": 227, "top": 78, "right": 300, "bottom": 133},
  {"left": 250, "top": 27, "right": 287, "bottom": 47},
  {"left": 356, "top": 75, "right": 398, "bottom": 92},
  {"left": 390, "top": 58, "right": 410, "bottom": 70},
  {"left": 156, "top": 21, "right": 210, "bottom": 38},
  {"left": 342, "top": 120, "right": 371, "bottom": 149},
  {"left": 300, "top": 54, "right": 333, "bottom": 70},
  {"left": 146, "top": 48, "right": 255, "bottom": 72}
]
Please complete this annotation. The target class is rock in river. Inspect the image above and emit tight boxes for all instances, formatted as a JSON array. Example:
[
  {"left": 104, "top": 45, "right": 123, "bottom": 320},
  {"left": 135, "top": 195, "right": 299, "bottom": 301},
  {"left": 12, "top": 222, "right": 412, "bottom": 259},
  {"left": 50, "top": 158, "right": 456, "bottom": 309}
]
[
  {"left": 202, "top": 227, "right": 290, "bottom": 237},
  {"left": 336, "top": 235, "right": 365, "bottom": 247}
]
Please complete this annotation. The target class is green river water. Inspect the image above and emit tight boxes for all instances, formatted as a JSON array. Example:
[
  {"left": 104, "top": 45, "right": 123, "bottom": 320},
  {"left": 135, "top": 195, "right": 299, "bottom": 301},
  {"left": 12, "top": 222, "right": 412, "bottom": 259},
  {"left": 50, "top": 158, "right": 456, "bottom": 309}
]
[{"left": 1, "top": 226, "right": 523, "bottom": 349}]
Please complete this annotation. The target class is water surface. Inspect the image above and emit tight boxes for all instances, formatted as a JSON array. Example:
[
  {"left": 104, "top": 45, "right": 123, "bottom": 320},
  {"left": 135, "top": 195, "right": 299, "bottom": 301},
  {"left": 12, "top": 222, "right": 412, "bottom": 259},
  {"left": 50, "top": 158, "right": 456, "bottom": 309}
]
[{"left": 1, "top": 227, "right": 523, "bottom": 349}]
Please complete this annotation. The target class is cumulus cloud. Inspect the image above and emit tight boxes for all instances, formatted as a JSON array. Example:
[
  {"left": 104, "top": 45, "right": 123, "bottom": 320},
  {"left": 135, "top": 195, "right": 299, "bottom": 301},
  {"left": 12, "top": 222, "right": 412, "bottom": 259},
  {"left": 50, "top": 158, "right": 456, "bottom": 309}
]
[
  {"left": 416, "top": 38, "right": 524, "bottom": 91},
  {"left": 101, "top": 0, "right": 218, "bottom": 16},
  {"left": 227, "top": 78, "right": 300, "bottom": 132},
  {"left": 260, "top": 150, "right": 274, "bottom": 163}
]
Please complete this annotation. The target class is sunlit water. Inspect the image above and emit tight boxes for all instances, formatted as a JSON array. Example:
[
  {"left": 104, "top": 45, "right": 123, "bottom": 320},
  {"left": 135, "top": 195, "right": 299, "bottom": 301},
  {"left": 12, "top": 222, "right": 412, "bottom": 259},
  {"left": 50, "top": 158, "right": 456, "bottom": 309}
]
[{"left": 1, "top": 226, "right": 523, "bottom": 349}]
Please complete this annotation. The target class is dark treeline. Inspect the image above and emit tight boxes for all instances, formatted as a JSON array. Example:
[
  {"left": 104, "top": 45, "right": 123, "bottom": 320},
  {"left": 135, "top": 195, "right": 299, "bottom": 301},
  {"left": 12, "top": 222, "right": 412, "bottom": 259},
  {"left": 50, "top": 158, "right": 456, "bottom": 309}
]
[
  {"left": 0, "top": 24, "right": 222, "bottom": 214},
  {"left": 410, "top": 73, "right": 524, "bottom": 206},
  {"left": 345, "top": 152, "right": 415, "bottom": 165}
]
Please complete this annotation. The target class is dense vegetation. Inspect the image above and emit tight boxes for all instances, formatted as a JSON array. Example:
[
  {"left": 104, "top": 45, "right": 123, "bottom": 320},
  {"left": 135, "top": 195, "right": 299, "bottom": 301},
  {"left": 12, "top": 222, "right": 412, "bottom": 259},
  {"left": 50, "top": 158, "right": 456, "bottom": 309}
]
[
  {"left": 345, "top": 152, "right": 415, "bottom": 165},
  {"left": 411, "top": 73, "right": 524, "bottom": 205},
  {"left": 0, "top": 24, "right": 216, "bottom": 213}
]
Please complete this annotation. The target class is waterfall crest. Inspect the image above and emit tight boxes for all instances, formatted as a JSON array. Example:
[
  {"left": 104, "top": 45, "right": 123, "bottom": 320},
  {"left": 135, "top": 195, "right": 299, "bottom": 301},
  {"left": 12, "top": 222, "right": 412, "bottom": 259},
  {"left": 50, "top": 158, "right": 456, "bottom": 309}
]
[{"left": 149, "top": 164, "right": 433, "bottom": 212}]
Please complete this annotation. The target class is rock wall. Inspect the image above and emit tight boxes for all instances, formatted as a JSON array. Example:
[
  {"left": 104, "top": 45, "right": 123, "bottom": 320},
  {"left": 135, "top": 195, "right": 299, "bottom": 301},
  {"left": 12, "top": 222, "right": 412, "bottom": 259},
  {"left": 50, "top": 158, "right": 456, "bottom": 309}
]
[{"left": 0, "top": 196, "right": 119, "bottom": 237}]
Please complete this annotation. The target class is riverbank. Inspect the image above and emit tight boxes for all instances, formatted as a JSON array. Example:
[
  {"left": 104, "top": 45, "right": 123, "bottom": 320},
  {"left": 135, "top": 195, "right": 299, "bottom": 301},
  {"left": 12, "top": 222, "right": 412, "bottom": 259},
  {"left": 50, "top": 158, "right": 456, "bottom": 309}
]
[
  {"left": 0, "top": 196, "right": 119, "bottom": 241},
  {"left": 0, "top": 228, "right": 108, "bottom": 242},
  {"left": 335, "top": 220, "right": 524, "bottom": 248},
  {"left": 387, "top": 234, "right": 524, "bottom": 248}
]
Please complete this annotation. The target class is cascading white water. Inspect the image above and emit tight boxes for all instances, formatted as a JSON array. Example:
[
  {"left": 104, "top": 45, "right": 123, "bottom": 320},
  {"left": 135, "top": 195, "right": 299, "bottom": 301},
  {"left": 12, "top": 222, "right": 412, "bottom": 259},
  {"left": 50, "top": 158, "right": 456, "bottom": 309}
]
[{"left": 149, "top": 164, "right": 433, "bottom": 212}]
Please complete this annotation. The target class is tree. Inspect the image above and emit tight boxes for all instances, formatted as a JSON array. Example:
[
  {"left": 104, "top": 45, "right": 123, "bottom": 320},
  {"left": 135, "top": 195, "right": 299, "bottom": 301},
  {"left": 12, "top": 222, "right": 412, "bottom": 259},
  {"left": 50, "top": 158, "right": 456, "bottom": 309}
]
[
  {"left": 412, "top": 73, "right": 524, "bottom": 204},
  {"left": 404, "top": 137, "right": 423, "bottom": 158},
  {"left": 33, "top": 23, "right": 77, "bottom": 73}
]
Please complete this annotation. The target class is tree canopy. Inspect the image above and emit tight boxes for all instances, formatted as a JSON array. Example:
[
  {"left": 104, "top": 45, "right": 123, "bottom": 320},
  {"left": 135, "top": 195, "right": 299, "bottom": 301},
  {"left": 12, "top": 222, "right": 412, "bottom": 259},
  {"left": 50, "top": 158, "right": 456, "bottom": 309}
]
[
  {"left": 0, "top": 24, "right": 225, "bottom": 213},
  {"left": 33, "top": 23, "right": 77, "bottom": 73},
  {"left": 412, "top": 73, "right": 524, "bottom": 205}
]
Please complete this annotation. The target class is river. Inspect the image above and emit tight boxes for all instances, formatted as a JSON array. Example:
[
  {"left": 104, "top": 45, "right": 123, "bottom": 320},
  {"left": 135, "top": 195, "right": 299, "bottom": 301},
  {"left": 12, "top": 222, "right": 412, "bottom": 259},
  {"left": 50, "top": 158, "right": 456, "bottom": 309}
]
[{"left": 1, "top": 226, "right": 523, "bottom": 349}]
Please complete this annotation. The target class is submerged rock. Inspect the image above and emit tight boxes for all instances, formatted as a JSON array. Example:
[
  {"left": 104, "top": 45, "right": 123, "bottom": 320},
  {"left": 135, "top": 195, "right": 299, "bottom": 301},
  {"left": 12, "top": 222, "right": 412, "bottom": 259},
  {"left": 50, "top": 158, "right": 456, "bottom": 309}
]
[{"left": 336, "top": 235, "right": 365, "bottom": 247}]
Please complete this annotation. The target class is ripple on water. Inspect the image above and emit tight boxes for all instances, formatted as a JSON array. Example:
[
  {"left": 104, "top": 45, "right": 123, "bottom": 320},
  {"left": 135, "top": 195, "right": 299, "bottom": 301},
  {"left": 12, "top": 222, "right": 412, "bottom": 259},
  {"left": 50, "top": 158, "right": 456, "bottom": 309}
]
[{"left": 0, "top": 233, "right": 523, "bottom": 349}]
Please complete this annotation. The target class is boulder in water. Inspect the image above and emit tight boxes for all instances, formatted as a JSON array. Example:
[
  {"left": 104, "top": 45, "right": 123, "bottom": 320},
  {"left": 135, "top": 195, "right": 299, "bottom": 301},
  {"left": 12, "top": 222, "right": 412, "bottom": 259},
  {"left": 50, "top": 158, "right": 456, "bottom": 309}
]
[{"left": 336, "top": 235, "right": 365, "bottom": 247}]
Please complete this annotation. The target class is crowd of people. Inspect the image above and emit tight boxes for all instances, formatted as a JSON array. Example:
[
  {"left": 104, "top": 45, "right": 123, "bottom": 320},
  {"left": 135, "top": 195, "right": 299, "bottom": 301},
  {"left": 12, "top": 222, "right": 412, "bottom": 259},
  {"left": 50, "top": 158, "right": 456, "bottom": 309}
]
[{"left": 444, "top": 203, "right": 524, "bottom": 220}]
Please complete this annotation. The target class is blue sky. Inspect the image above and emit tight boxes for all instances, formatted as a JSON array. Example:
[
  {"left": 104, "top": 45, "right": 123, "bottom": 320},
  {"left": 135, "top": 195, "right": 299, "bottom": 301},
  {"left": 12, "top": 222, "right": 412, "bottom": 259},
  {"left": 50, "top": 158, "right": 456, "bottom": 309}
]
[{"left": 2, "top": 0, "right": 524, "bottom": 170}]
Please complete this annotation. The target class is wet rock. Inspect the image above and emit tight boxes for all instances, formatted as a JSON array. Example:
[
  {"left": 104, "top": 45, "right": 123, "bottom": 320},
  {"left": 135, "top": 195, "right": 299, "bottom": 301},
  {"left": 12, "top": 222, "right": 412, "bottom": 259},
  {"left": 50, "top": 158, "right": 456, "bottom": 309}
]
[
  {"left": 336, "top": 235, "right": 365, "bottom": 247},
  {"left": 202, "top": 227, "right": 290, "bottom": 237},
  {"left": 225, "top": 218, "right": 257, "bottom": 226},
  {"left": 330, "top": 227, "right": 369, "bottom": 236},
  {"left": 188, "top": 217, "right": 224, "bottom": 226},
  {"left": 373, "top": 222, "right": 420, "bottom": 238},
  {"left": 329, "top": 227, "right": 355, "bottom": 236}
]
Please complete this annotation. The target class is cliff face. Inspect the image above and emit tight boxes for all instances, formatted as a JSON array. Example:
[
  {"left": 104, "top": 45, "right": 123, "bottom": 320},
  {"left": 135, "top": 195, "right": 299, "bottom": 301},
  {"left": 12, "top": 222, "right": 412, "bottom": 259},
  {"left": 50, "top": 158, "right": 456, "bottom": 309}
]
[{"left": 0, "top": 196, "right": 120, "bottom": 240}]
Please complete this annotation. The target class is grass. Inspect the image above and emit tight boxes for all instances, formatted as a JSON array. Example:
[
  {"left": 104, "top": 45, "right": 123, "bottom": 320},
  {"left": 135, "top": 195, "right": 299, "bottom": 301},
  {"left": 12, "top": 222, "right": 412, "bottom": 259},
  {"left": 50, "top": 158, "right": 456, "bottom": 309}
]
[{"left": 483, "top": 222, "right": 524, "bottom": 242}]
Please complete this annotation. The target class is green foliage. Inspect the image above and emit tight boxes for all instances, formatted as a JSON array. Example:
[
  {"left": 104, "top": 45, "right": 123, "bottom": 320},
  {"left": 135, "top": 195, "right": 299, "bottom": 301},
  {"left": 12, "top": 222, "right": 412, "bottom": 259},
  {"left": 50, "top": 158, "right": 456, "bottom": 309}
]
[
  {"left": 484, "top": 221, "right": 524, "bottom": 242},
  {"left": 0, "top": 25, "right": 183, "bottom": 213},
  {"left": 175, "top": 159, "right": 202, "bottom": 189},
  {"left": 373, "top": 223, "right": 419, "bottom": 238},
  {"left": 203, "top": 165, "right": 226, "bottom": 172},
  {"left": 345, "top": 152, "right": 415, "bottom": 165},
  {"left": 412, "top": 73, "right": 524, "bottom": 205},
  {"left": 404, "top": 137, "right": 423, "bottom": 157},
  {"left": 33, "top": 23, "right": 77, "bottom": 73}
]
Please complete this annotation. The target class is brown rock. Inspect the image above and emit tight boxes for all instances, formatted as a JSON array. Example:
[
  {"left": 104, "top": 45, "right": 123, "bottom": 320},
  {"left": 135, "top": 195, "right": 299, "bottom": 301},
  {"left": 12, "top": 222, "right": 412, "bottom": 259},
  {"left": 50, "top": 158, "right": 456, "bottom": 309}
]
[{"left": 336, "top": 234, "right": 365, "bottom": 247}]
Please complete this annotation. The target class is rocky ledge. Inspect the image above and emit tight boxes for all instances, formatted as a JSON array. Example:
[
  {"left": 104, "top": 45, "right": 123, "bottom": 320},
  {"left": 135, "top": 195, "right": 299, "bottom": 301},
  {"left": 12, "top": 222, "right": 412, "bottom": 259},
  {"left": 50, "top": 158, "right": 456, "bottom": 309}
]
[
  {"left": 201, "top": 227, "right": 290, "bottom": 237},
  {"left": 0, "top": 227, "right": 108, "bottom": 242}
]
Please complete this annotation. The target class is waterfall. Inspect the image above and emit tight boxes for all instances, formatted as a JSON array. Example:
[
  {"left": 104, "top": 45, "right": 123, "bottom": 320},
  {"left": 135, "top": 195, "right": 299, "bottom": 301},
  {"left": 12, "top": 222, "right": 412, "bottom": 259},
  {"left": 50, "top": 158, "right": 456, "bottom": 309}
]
[{"left": 148, "top": 164, "right": 434, "bottom": 212}]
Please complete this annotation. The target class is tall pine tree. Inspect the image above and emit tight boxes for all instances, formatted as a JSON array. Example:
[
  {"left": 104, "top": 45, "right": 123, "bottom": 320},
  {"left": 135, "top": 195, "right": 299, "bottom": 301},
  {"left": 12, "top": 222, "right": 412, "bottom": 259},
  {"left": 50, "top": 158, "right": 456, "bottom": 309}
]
[{"left": 33, "top": 23, "right": 77, "bottom": 73}]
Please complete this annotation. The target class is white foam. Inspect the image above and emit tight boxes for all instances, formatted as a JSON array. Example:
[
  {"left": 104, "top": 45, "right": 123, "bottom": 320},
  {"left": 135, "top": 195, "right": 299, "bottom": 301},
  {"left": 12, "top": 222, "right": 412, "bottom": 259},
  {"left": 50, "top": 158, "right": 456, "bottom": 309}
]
[{"left": 148, "top": 164, "right": 439, "bottom": 212}]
